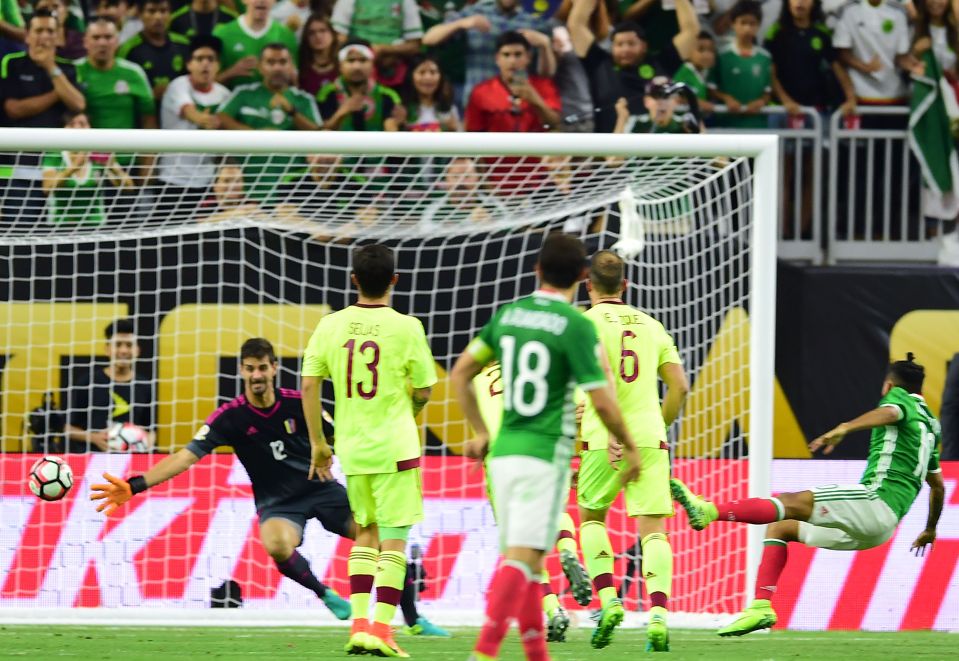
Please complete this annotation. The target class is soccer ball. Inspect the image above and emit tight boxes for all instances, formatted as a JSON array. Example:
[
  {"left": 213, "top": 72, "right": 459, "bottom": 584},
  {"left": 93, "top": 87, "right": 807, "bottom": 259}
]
[
  {"left": 28, "top": 456, "right": 74, "bottom": 502},
  {"left": 107, "top": 422, "right": 150, "bottom": 453}
]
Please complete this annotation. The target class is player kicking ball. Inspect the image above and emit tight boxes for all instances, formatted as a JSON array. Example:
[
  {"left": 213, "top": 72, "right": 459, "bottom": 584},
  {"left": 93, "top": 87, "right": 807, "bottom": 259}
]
[
  {"left": 577, "top": 251, "right": 689, "bottom": 652},
  {"left": 452, "top": 234, "right": 640, "bottom": 661},
  {"left": 671, "top": 353, "right": 944, "bottom": 636},
  {"left": 472, "top": 362, "right": 594, "bottom": 644},
  {"left": 302, "top": 244, "right": 437, "bottom": 658},
  {"left": 90, "top": 338, "right": 353, "bottom": 620}
]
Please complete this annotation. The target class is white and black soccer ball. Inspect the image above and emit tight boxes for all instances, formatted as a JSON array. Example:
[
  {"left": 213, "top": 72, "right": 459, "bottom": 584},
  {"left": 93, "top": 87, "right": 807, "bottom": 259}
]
[
  {"left": 28, "top": 456, "right": 74, "bottom": 502},
  {"left": 107, "top": 422, "right": 150, "bottom": 453}
]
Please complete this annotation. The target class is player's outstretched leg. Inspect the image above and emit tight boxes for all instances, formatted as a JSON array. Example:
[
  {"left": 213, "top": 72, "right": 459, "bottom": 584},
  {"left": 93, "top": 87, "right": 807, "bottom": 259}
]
[
  {"left": 472, "top": 560, "right": 532, "bottom": 660},
  {"left": 345, "top": 545, "right": 378, "bottom": 654},
  {"left": 580, "top": 520, "right": 623, "bottom": 648},
  {"left": 671, "top": 478, "right": 788, "bottom": 531},
  {"left": 555, "top": 512, "right": 592, "bottom": 607}
]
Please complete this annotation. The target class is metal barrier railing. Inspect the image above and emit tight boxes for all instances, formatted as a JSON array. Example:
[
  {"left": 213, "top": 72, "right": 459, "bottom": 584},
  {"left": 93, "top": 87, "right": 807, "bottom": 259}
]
[
  {"left": 826, "top": 106, "right": 948, "bottom": 264},
  {"left": 709, "top": 106, "right": 824, "bottom": 264}
]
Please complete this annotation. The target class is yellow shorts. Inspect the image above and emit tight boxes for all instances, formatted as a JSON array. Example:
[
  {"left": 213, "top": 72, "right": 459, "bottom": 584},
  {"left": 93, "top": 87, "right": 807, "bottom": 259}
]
[
  {"left": 577, "top": 446, "right": 673, "bottom": 517},
  {"left": 346, "top": 468, "right": 424, "bottom": 528}
]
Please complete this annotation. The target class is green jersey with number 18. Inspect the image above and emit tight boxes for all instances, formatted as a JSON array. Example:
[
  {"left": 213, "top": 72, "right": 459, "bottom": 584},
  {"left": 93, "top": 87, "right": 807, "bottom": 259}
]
[
  {"left": 467, "top": 290, "right": 608, "bottom": 468},
  {"left": 860, "top": 386, "right": 942, "bottom": 519}
]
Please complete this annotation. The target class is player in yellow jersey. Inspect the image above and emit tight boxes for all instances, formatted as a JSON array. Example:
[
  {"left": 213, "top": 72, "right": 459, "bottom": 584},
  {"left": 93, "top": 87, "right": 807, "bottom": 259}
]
[
  {"left": 301, "top": 244, "right": 438, "bottom": 658},
  {"left": 578, "top": 250, "right": 689, "bottom": 652},
  {"left": 472, "top": 362, "right": 592, "bottom": 644}
]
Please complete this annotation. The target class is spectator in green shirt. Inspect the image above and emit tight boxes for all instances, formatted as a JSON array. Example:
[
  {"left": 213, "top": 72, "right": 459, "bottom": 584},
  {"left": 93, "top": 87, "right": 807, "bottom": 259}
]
[
  {"left": 707, "top": 0, "right": 771, "bottom": 129},
  {"left": 672, "top": 30, "right": 715, "bottom": 114},
  {"left": 317, "top": 39, "right": 402, "bottom": 131},
  {"left": 217, "top": 43, "right": 321, "bottom": 200},
  {"left": 118, "top": 0, "right": 191, "bottom": 103},
  {"left": 76, "top": 16, "right": 157, "bottom": 129},
  {"left": 0, "top": 0, "right": 26, "bottom": 53},
  {"left": 169, "top": 0, "right": 237, "bottom": 39},
  {"left": 213, "top": 0, "right": 298, "bottom": 88},
  {"left": 40, "top": 111, "right": 134, "bottom": 225}
]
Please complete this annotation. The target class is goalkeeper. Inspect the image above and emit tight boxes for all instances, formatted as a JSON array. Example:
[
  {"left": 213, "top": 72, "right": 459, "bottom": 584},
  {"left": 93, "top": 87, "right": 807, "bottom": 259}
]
[
  {"left": 472, "top": 361, "right": 593, "bottom": 644},
  {"left": 89, "top": 337, "right": 353, "bottom": 620},
  {"left": 672, "top": 354, "right": 944, "bottom": 637},
  {"left": 577, "top": 250, "right": 689, "bottom": 652}
]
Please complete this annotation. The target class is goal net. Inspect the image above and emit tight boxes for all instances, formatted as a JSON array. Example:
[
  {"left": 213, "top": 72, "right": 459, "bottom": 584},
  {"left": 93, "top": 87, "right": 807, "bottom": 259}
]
[{"left": 0, "top": 130, "right": 776, "bottom": 626}]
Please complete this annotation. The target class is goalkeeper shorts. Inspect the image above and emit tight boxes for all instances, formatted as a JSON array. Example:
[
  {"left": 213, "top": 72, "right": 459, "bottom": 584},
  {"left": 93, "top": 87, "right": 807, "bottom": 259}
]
[
  {"left": 577, "top": 446, "right": 673, "bottom": 517},
  {"left": 488, "top": 455, "right": 571, "bottom": 551},
  {"left": 797, "top": 483, "right": 898, "bottom": 551},
  {"left": 346, "top": 468, "right": 424, "bottom": 528}
]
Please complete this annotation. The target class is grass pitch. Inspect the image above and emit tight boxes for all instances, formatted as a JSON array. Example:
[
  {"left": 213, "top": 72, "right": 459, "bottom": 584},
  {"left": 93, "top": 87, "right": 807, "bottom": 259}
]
[{"left": 1, "top": 626, "right": 954, "bottom": 660}]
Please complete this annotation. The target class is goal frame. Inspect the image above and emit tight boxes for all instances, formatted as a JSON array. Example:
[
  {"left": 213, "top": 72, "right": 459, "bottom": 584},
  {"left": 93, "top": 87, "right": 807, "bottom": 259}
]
[{"left": 0, "top": 128, "right": 779, "bottom": 620}]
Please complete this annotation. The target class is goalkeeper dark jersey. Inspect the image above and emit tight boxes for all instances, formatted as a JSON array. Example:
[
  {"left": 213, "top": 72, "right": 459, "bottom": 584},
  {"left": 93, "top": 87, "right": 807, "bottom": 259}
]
[{"left": 186, "top": 388, "right": 334, "bottom": 510}]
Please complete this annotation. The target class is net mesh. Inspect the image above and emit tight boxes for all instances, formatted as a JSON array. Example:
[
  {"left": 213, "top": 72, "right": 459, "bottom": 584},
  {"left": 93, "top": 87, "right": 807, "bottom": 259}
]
[{"left": 0, "top": 146, "right": 756, "bottom": 619}]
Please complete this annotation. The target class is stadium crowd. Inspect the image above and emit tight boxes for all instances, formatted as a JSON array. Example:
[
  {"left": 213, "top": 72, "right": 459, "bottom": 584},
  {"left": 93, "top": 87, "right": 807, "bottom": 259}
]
[{"left": 0, "top": 0, "right": 955, "bottom": 232}]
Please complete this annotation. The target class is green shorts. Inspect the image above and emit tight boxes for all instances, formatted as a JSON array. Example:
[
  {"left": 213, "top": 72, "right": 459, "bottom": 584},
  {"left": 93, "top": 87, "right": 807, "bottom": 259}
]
[
  {"left": 577, "top": 446, "right": 673, "bottom": 517},
  {"left": 346, "top": 469, "right": 424, "bottom": 528}
]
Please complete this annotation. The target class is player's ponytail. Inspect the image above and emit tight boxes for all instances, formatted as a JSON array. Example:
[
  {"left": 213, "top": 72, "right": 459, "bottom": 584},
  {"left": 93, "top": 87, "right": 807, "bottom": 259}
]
[
  {"left": 905, "top": 352, "right": 915, "bottom": 362},
  {"left": 888, "top": 353, "right": 924, "bottom": 394}
]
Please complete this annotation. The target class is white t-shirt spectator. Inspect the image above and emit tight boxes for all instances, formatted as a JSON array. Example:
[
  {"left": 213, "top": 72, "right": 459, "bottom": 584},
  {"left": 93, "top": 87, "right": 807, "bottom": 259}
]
[
  {"left": 833, "top": 0, "right": 910, "bottom": 101},
  {"left": 930, "top": 24, "right": 957, "bottom": 73},
  {"left": 406, "top": 104, "right": 460, "bottom": 131},
  {"left": 272, "top": 0, "right": 311, "bottom": 39},
  {"left": 159, "top": 74, "right": 231, "bottom": 187}
]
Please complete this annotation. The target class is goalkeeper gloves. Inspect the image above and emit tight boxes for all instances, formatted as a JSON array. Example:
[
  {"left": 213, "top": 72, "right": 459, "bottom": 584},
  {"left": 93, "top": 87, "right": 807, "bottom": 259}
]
[{"left": 89, "top": 472, "right": 147, "bottom": 516}]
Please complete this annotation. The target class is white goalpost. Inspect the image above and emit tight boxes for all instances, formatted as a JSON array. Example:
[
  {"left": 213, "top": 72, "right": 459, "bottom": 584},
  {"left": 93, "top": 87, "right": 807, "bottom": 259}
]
[{"left": 0, "top": 129, "right": 778, "bottom": 627}]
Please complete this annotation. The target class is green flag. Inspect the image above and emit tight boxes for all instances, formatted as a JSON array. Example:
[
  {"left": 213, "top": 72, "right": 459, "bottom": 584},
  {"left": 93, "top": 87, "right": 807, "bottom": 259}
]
[{"left": 909, "top": 50, "right": 959, "bottom": 219}]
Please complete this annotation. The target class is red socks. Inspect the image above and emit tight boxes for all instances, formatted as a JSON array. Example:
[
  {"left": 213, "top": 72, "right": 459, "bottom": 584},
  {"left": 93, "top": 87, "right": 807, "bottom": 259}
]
[
  {"left": 474, "top": 561, "right": 529, "bottom": 658},
  {"left": 754, "top": 539, "right": 789, "bottom": 601},
  {"left": 517, "top": 579, "right": 548, "bottom": 661},
  {"left": 715, "top": 497, "right": 784, "bottom": 524}
]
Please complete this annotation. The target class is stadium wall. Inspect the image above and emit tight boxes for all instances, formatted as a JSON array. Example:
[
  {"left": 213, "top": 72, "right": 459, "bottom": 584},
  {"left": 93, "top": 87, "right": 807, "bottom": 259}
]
[{"left": 0, "top": 456, "right": 955, "bottom": 631}]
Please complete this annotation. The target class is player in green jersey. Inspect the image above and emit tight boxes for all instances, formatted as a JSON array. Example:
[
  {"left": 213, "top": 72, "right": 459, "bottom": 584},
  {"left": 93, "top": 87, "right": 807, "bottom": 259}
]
[
  {"left": 671, "top": 353, "right": 945, "bottom": 637},
  {"left": 472, "top": 362, "right": 593, "bottom": 644},
  {"left": 302, "top": 244, "right": 437, "bottom": 658},
  {"left": 452, "top": 234, "right": 640, "bottom": 661},
  {"left": 577, "top": 250, "right": 689, "bottom": 652}
]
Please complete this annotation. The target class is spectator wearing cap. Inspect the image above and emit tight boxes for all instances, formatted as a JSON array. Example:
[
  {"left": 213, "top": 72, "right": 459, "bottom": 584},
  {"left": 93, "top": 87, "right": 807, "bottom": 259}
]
[
  {"left": 169, "top": 0, "right": 238, "bottom": 39},
  {"left": 566, "top": 0, "right": 700, "bottom": 133},
  {"left": 833, "top": 0, "right": 919, "bottom": 114},
  {"left": 316, "top": 39, "right": 402, "bottom": 131},
  {"left": 156, "top": 34, "right": 230, "bottom": 219},
  {"left": 118, "top": 0, "right": 191, "bottom": 104},
  {"left": 217, "top": 43, "right": 321, "bottom": 201},
  {"left": 707, "top": 0, "right": 772, "bottom": 129},
  {"left": 464, "top": 30, "right": 560, "bottom": 132},
  {"left": 423, "top": 0, "right": 555, "bottom": 106},
  {"left": 213, "top": 0, "right": 298, "bottom": 88},
  {"left": 615, "top": 77, "right": 690, "bottom": 133},
  {"left": 0, "top": 8, "right": 85, "bottom": 225}
]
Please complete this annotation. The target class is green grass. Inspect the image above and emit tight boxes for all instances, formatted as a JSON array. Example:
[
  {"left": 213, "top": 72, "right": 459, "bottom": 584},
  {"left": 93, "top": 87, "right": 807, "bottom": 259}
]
[{"left": 0, "top": 626, "right": 954, "bottom": 660}]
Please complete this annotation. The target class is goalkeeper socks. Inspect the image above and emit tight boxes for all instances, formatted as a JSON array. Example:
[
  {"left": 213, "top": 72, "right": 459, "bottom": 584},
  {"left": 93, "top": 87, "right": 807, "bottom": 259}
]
[
  {"left": 555, "top": 512, "right": 577, "bottom": 554},
  {"left": 373, "top": 550, "right": 407, "bottom": 626},
  {"left": 540, "top": 569, "right": 559, "bottom": 616},
  {"left": 518, "top": 579, "right": 548, "bottom": 661},
  {"left": 640, "top": 532, "right": 672, "bottom": 610},
  {"left": 581, "top": 520, "right": 617, "bottom": 608},
  {"left": 474, "top": 560, "right": 530, "bottom": 658},
  {"left": 348, "top": 546, "right": 378, "bottom": 621},
  {"left": 399, "top": 570, "right": 419, "bottom": 627},
  {"left": 275, "top": 550, "right": 327, "bottom": 598},
  {"left": 754, "top": 539, "right": 789, "bottom": 600},
  {"left": 715, "top": 497, "right": 785, "bottom": 524}
]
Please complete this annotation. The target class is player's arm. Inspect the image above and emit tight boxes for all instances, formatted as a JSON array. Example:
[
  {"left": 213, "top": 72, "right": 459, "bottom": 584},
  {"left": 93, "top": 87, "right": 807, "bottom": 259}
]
[
  {"left": 451, "top": 349, "right": 492, "bottom": 459},
  {"left": 301, "top": 374, "right": 333, "bottom": 481},
  {"left": 911, "top": 470, "right": 945, "bottom": 556},
  {"left": 64, "top": 423, "right": 109, "bottom": 451},
  {"left": 659, "top": 362, "right": 689, "bottom": 427},
  {"left": 412, "top": 387, "right": 433, "bottom": 417},
  {"left": 89, "top": 447, "right": 201, "bottom": 516},
  {"left": 808, "top": 405, "right": 901, "bottom": 454}
]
